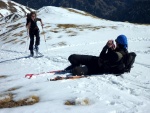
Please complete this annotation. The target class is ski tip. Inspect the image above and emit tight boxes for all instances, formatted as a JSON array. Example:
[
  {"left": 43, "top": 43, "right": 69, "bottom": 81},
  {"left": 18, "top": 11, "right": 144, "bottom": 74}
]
[{"left": 25, "top": 74, "right": 33, "bottom": 79}]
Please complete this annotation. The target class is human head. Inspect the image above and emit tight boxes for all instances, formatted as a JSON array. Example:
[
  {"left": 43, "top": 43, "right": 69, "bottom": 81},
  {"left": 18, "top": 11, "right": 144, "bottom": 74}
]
[
  {"left": 30, "top": 11, "right": 36, "bottom": 20},
  {"left": 115, "top": 35, "right": 128, "bottom": 49}
]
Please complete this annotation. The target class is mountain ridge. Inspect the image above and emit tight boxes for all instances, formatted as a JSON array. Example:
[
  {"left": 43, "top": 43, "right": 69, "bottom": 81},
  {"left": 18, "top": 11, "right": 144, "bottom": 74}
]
[{"left": 11, "top": 0, "right": 150, "bottom": 24}]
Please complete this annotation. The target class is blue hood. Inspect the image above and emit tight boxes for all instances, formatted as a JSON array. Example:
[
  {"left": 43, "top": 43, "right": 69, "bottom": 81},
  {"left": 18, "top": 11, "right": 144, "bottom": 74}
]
[{"left": 116, "top": 35, "right": 128, "bottom": 49}]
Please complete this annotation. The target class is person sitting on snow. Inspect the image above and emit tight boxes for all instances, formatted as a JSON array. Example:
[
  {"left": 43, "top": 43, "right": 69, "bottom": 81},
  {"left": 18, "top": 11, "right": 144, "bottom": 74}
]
[
  {"left": 50, "top": 35, "right": 136, "bottom": 81},
  {"left": 65, "top": 35, "right": 129, "bottom": 75}
]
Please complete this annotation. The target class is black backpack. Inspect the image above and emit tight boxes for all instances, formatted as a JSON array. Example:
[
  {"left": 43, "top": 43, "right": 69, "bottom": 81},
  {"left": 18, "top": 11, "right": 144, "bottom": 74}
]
[
  {"left": 104, "top": 52, "right": 136, "bottom": 75},
  {"left": 123, "top": 52, "right": 136, "bottom": 73}
]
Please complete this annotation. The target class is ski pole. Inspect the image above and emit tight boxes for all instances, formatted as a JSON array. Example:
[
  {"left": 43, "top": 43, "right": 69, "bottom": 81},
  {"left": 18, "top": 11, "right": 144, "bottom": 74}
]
[
  {"left": 42, "top": 28, "right": 48, "bottom": 52},
  {"left": 25, "top": 30, "right": 29, "bottom": 52}
]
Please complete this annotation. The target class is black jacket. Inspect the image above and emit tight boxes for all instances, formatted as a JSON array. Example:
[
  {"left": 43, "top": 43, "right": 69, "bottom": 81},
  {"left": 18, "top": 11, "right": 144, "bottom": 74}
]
[
  {"left": 26, "top": 18, "right": 41, "bottom": 32},
  {"left": 99, "top": 45, "right": 128, "bottom": 74}
]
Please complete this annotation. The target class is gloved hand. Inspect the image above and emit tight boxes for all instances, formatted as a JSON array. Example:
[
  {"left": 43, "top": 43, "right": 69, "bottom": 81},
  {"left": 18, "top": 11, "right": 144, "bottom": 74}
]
[
  {"left": 106, "top": 40, "right": 115, "bottom": 50},
  {"left": 41, "top": 24, "right": 44, "bottom": 29}
]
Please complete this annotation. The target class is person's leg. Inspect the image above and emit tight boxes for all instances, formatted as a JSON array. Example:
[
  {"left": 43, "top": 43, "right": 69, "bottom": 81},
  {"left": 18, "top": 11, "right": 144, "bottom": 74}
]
[
  {"left": 29, "top": 32, "right": 34, "bottom": 56},
  {"left": 86, "top": 57, "right": 103, "bottom": 74},
  {"left": 35, "top": 30, "right": 40, "bottom": 50},
  {"left": 68, "top": 54, "right": 95, "bottom": 66},
  {"left": 65, "top": 54, "right": 97, "bottom": 71}
]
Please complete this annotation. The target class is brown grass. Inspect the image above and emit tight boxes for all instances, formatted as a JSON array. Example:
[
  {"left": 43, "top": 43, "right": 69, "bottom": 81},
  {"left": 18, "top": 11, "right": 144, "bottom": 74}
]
[
  {"left": 0, "top": 94, "right": 39, "bottom": 108},
  {"left": 57, "top": 24, "right": 78, "bottom": 29},
  {"left": 64, "top": 98, "right": 89, "bottom": 106},
  {"left": 4, "top": 39, "right": 17, "bottom": 44},
  {"left": 12, "top": 32, "right": 23, "bottom": 37},
  {"left": 110, "top": 26, "right": 118, "bottom": 29},
  {"left": 66, "top": 8, "right": 99, "bottom": 19},
  {"left": 50, "top": 30, "right": 59, "bottom": 33},
  {"left": 64, "top": 100, "right": 76, "bottom": 105},
  {"left": 52, "top": 41, "right": 67, "bottom": 47},
  {"left": 0, "top": 1, "right": 7, "bottom": 8},
  {"left": 8, "top": 2, "right": 17, "bottom": 13},
  {"left": 57, "top": 24, "right": 105, "bottom": 31},
  {"left": 65, "top": 31, "right": 77, "bottom": 36},
  {"left": 20, "top": 41, "right": 26, "bottom": 44},
  {"left": 7, "top": 86, "right": 22, "bottom": 92},
  {"left": 7, "top": 23, "right": 22, "bottom": 28},
  {"left": 58, "top": 42, "right": 67, "bottom": 46},
  {"left": 0, "top": 75, "right": 7, "bottom": 79},
  {"left": 44, "top": 26, "right": 51, "bottom": 28}
]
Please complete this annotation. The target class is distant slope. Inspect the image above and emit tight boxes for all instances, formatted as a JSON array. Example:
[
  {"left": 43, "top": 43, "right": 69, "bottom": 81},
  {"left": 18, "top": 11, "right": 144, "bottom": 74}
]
[{"left": 12, "top": 0, "right": 150, "bottom": 24}]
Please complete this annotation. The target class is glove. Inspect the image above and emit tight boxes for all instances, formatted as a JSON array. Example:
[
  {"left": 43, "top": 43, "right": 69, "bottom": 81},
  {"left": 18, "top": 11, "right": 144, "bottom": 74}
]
[{"left": 106, "top": 40, "right": 115, "bottom": 50}]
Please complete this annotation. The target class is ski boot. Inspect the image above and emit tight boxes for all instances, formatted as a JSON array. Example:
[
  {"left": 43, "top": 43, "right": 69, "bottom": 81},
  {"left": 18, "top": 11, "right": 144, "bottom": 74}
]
[
  {"left": 35, "top": 45, "right": 39, "bottom": 56},
  {"left": 30, "top": 50, "right": 34, "bottom": 57}
]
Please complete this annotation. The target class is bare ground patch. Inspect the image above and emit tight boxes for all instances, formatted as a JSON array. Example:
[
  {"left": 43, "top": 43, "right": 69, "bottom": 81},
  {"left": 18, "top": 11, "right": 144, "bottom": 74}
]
[
  {"left": 0, "top": 94, "right": 39, "bottom": 108},
  {"left": 0, "top": 1, "right": 7, "bottom": 8},
  {"left": 66, "top": 8, "right": 99, "bottom": 19},
  {"left": 6, "top": 23, "right": 22, "bottom": 28},
  {"left": 7, "top": 86, "right": 22, "bottom": 92},
  {"left": 4, "top": 38, "right": 17, "bottom": 44},
  {"left": 52, "top": 41, "right": 67, "bottom": 47},
  {"left": 50, "top": 29, "right": 59, "bottom": 33},
  {"left": 0, "top": 75, "right": 7, "bottom": 79},
  {"left": 64, "top": 98, "right": 90, "bottom": 106},
  {"left": 20, "top": 41, "right": 26, "bottom": 44},
  {"left": 12, "top": 32, "right": 23, "bottom": 37},
  {"left": 44, "top": 25, "right": 51, "bottom": 28},
  {"left": 57, "top": 24, "right": 108, "bottom": 31}
]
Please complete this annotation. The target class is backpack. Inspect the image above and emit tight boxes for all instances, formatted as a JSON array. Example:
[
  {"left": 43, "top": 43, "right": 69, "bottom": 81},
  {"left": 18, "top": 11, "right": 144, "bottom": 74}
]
[
  {"left": 123, "top": 52, "right": 136, "bottom": 73},
  {"left": 103, "top": 52, "right": 136, "bottom": 74}
]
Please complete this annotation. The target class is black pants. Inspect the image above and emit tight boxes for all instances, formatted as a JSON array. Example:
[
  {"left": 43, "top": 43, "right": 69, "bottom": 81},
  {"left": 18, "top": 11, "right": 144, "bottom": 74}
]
[
  {"left": 29, "top": 30, "right": 40, "bottom": 51},
  {"left": 68, "top": 54, "right": 103, "bottom": 74}
]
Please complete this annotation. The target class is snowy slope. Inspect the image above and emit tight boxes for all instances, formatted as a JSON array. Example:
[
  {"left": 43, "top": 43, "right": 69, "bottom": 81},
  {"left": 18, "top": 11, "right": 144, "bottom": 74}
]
[
  {"left": 0, "top": 0, "right": 33, "bottom": 17},
  {"left": 0, "top": 6, "right": 150, "bottom": 113},
  {"left": 0, "top": 0, "right": 34, "bottom": 24}
]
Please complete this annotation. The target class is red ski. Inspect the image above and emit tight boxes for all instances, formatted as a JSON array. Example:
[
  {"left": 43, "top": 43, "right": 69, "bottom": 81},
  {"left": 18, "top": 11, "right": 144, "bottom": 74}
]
[{"left": 25, "top": 70, "right": 64, "bottom": 79}]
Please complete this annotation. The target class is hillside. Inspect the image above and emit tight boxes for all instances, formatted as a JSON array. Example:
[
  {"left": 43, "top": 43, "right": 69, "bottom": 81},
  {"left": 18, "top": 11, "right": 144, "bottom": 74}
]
[
  {"left": 0, "top": 6, "right": 150, "bottom": 113},
  {"left": 0, "top": 0, "right": 33, "bottom": 17},
  {"left": 12, "top": 0, "right": 150, "bottom": 24}
]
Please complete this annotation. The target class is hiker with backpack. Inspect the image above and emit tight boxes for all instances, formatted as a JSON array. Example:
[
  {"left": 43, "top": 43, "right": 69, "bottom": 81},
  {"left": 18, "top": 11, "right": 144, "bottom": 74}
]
[{"left": 26, "top": 12, "right": 44, "bottom": 56}]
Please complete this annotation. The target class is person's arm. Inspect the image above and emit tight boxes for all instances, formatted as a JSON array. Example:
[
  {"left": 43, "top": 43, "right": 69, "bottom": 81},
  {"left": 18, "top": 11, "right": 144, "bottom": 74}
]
[
  {"left": 99, "top": 40, "right": 121, "bottom": 63},
  {"left": 37, "top": 18, "right": 44, "bottom": 28},
  {"left": 26, "top": 22, "right": 31, "bottom": 35},
  {"left": 99, "top": 45, "right": 109, "bottom": 59}
]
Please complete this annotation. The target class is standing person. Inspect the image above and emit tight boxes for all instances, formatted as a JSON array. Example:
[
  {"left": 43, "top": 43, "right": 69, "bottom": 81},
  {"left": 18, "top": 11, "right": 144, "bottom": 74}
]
[
  {"left": 65, "top": 35, "right": 129, "bottom": 75},
  {"left": 26, "top": 11, "right": 44, "bottom": 56}
]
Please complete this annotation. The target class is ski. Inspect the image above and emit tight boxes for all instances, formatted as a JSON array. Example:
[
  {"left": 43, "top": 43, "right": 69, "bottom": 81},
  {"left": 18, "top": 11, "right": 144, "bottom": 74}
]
[
  {"left": 34, "top": 48, "right": 44, "bottom": 57},
  {"left": 25, "top": 70, "right": 65, "bottom": 79},
  {"left": 49, "top": 75, "right": 86, "bottom": 81}
]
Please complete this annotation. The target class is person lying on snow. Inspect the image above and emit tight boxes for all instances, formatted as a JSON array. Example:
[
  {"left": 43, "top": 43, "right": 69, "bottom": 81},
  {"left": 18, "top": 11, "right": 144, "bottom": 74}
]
[{"left": 50, "top": 35, "right": 136, "bottom": 81}]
